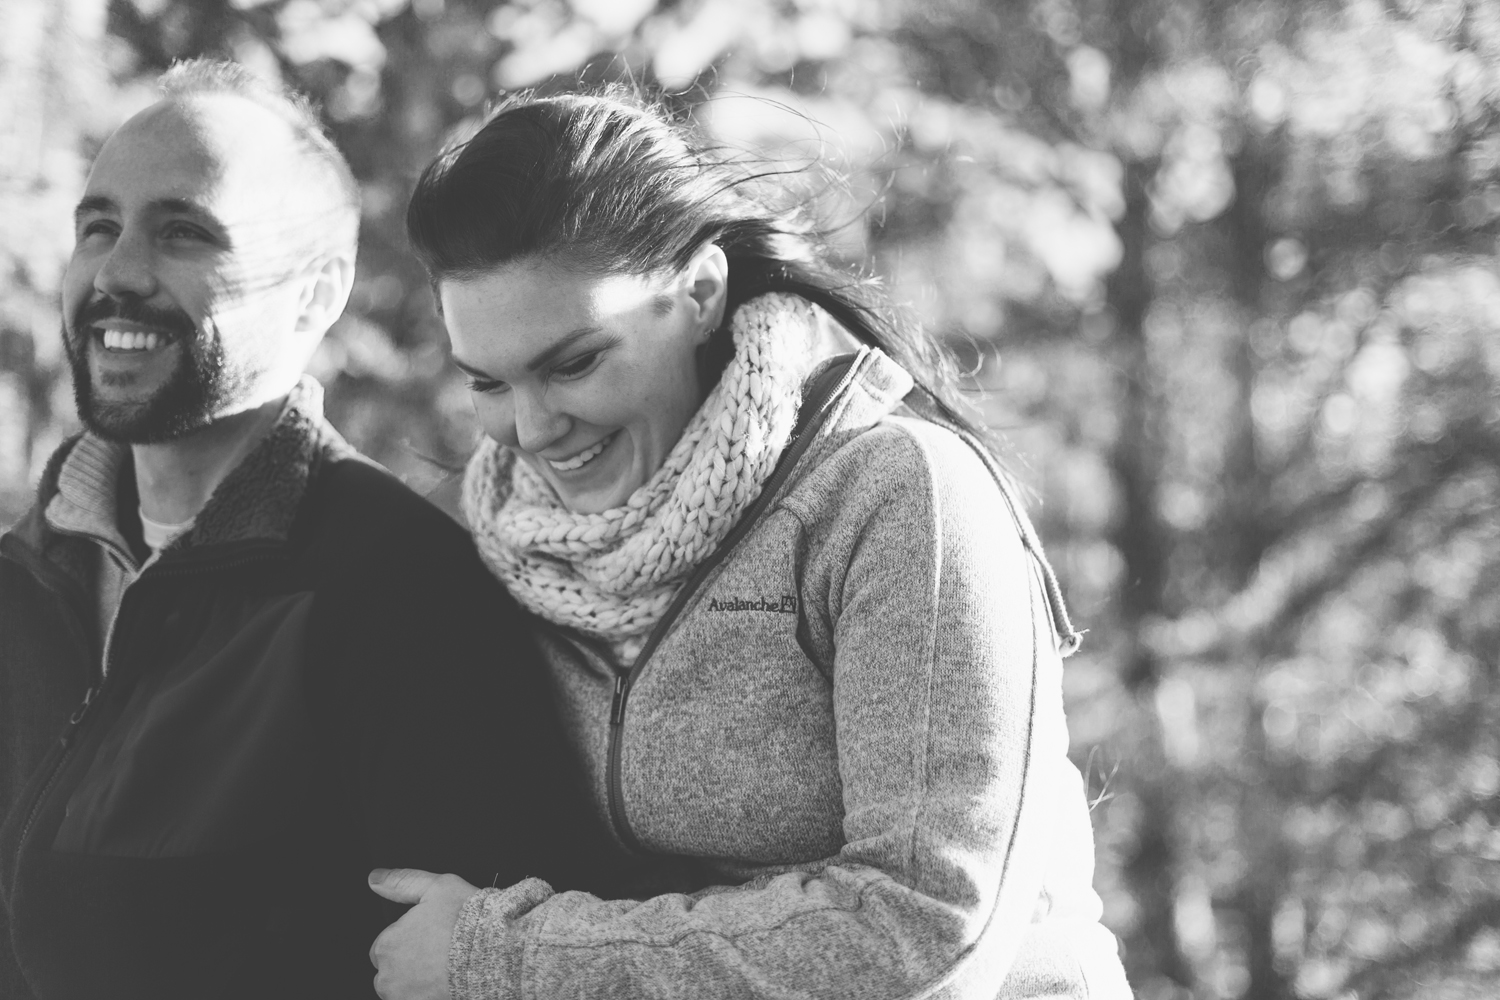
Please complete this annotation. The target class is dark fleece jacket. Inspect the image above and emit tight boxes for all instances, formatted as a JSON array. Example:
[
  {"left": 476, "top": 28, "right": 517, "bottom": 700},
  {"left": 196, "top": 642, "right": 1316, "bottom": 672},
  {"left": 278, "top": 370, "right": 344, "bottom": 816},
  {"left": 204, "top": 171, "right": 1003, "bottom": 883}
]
[{"left": 0, "top": 382, "right": 619, "bottom": 999}]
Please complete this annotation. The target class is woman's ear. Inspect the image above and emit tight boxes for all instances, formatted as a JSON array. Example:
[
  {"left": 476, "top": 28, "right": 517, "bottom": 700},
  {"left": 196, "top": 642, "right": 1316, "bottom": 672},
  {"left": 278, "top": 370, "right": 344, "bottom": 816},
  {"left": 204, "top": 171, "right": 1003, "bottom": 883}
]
[{"left": 683, "top": 243, "right": 729, "bottom": 337}]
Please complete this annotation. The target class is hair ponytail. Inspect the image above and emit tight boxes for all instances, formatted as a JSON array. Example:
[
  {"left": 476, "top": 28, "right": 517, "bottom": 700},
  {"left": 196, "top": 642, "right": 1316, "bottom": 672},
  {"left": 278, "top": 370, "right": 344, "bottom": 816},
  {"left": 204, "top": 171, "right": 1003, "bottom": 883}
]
[{"left": 407, "top": 87, "right": 1000, "bottom": 458}]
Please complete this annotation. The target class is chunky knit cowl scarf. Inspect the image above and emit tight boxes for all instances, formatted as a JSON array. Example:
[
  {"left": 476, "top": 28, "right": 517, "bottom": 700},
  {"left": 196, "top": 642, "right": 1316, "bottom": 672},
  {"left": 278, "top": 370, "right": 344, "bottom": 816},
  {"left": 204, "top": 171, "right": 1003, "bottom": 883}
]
[{"left": 462, "top": 292, "right": 826, "bottom": 660}]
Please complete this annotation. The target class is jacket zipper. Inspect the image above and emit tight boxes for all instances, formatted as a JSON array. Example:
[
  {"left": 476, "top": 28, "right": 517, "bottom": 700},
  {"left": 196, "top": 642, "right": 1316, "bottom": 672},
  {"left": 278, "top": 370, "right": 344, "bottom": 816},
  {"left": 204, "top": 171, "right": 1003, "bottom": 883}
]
[
  {"left": 2, "top": 539, "right": 108, "bottom": 885},
  {"left": 5, "top": 531, "right": 164, "bottom": 873},
  {"left": 12, "top": 678, "right": 102, "bottom": 877},
  {"left": 7, "top": 543, "right": 283, "bottom": 880},
  {"left": 604, "top": 356, "right": 860, "bottom": 851}
]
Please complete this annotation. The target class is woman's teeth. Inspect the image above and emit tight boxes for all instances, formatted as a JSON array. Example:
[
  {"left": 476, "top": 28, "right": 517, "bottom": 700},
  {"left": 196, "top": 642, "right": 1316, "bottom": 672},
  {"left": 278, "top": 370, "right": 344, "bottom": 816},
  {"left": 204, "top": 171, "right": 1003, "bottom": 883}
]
[
  {"left": 548, "top": 434, "right": 614, "bottom": 472},
  {"left": 101, "top": 330, "right": 165, "bottom": 351}
]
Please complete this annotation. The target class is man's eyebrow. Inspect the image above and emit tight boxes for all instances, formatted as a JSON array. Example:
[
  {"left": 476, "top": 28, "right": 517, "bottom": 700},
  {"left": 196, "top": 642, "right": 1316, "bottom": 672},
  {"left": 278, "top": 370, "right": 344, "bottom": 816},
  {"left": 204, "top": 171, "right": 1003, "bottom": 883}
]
[
  {"left": 73, "top": 195, "right": 116, "bottom": 221},
  {"left": 451, "top": 327, "right": 606, "bottom": 381},
  {"left": 73, "top": 195, "right": 222, "bottom": 227},
  {"left": 154, "top": 197, "right": 218, "bottom": 221}
]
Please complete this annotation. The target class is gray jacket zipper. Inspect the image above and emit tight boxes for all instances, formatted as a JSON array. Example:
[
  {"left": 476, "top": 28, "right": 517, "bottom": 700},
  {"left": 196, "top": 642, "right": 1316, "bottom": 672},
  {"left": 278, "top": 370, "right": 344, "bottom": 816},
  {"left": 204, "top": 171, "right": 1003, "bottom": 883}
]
[{"left": 604, "top": 357, "right": 859, "bottom": 852}]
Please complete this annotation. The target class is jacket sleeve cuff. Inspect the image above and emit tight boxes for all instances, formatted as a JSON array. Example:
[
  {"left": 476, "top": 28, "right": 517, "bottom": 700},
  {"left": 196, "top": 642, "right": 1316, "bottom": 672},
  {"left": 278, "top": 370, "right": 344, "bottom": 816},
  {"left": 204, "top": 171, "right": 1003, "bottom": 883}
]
[{"left": 449, "top": 878, "right": 555, "bottom": 1000}]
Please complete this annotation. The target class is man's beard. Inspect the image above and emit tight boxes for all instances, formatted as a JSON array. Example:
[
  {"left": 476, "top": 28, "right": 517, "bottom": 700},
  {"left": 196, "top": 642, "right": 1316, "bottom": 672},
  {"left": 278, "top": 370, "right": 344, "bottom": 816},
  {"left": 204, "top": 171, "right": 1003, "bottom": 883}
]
[{"left": 65, "top": 295, "right": 238, "bottom": 444}]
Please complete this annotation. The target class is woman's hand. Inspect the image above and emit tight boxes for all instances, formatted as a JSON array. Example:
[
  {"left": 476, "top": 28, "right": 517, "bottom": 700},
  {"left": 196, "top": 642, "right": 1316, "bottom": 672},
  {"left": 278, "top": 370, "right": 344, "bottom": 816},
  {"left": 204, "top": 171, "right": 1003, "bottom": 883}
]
[{"left": 368, "top": 868, "right": 482, "bottom": 1000}]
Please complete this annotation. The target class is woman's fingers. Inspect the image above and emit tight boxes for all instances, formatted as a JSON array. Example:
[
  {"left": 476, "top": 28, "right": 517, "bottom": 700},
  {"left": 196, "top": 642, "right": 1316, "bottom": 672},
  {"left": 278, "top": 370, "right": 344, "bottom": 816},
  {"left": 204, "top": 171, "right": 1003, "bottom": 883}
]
[
  {"left": 368, "top": 871, "right": 482, "bottom": 999},
  {"left": 368, "top": 867, "right": 441, "bottom": 904}
]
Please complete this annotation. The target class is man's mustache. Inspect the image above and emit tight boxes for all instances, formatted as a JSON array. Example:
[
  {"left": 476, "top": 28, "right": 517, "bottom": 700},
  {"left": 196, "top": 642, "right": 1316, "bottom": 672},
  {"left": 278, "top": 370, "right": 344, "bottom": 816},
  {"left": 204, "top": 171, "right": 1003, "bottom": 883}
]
[{"left": 73, "top": 296, "right": 197, "bottom": 341}]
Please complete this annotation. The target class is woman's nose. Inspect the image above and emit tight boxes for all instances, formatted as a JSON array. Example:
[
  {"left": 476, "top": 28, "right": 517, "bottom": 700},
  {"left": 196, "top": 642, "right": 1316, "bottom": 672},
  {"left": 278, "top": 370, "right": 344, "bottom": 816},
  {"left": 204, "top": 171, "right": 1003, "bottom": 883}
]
[{"left": 512, "top": 388, "right": 569, "bottom": 455}]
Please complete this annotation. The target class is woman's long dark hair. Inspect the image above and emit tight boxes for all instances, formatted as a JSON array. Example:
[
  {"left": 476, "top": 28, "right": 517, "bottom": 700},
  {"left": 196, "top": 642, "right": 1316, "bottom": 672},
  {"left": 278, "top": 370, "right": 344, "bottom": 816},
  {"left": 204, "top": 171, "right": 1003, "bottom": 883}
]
[{"left": 406, "top": 88, "right": 994, "bottom": 451}]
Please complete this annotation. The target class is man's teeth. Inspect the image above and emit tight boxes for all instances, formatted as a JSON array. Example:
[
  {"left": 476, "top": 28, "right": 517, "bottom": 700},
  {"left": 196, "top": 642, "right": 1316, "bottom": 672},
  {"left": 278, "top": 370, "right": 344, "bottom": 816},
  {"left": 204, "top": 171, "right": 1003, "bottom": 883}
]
[
  {"left": 101, "top": 330, "right": 165, "bottom": 351},
  {"left": 548, "top": 435, "right": 613, "bottom": 472}
]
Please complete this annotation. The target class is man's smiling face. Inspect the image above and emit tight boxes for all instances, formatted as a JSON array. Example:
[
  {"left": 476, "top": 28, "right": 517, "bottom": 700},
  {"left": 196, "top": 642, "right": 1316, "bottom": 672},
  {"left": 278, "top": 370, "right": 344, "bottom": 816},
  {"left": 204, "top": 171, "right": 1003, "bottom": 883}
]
[{"left": 61, "top": 95, "right": 322, "bottom": 442}]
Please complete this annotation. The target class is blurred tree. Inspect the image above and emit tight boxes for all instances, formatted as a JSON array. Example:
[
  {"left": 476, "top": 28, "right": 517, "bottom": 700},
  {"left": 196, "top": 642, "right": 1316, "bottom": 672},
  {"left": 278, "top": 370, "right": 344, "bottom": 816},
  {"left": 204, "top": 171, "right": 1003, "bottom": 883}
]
[
  {"left": 3, "top": 1, "right": 1500, "bottom": 998},
  {"left": 0, "top": 0, "right": 107, "bottom": 521}
]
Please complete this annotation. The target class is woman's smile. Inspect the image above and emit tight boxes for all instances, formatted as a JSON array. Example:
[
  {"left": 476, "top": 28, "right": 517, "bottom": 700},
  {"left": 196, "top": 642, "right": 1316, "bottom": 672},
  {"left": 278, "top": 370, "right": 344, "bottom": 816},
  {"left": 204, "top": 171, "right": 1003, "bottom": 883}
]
[{"left": 544, "top": 431, "right": 619, "bottom": 473}]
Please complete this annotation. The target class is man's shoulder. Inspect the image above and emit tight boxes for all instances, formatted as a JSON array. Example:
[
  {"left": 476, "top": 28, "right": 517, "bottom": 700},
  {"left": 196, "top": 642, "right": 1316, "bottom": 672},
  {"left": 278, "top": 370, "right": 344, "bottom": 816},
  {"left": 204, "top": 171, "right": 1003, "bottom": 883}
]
[
  {"left": 292, "top": 453, "right": 513, "bottom": 661},
  {"left": 308, "top": 452, "right": 466, "bottom": 541},
  {"left": 297, "top": 451, "right": 489, "bottom": 586}
]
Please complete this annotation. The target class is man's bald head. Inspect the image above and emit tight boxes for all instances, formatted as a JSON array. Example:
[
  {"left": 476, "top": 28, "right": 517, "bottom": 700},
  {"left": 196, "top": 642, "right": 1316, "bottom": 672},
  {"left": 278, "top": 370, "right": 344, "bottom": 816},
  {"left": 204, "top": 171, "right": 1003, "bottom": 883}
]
[{"left": 154, "top": 59, "right": 359, "bottom": 263}]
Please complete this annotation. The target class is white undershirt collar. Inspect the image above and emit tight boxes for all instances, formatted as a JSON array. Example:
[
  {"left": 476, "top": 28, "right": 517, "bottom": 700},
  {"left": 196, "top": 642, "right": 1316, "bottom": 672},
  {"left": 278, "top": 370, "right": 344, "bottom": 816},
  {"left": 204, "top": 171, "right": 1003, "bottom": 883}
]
[{"left": 138, "top": 506, "right": 195, "bottom": 552}]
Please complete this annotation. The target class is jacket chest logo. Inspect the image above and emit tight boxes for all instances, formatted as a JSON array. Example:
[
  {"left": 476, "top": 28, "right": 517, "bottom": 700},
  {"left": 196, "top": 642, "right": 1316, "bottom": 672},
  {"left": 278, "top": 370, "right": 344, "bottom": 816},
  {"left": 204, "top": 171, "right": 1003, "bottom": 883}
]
[{"left": 707, "top": 594, "right": 799, "bottom": 614}]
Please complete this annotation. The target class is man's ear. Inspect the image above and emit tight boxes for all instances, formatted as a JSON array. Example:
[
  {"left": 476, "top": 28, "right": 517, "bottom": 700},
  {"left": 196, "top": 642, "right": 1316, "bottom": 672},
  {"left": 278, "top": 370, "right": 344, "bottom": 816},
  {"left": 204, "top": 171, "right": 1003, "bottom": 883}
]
[
  {"left": 295, "top": 251, "right": 356, "bottom": 338},
  {"left": 683, "top": 243, "right": 729, "bottom": 336}
]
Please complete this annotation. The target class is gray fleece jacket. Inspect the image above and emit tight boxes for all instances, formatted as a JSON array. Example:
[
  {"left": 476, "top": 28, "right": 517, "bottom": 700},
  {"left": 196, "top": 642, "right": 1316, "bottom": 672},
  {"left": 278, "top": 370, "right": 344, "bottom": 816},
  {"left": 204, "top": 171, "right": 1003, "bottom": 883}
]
[{"left": 450, "top": 347, "right": 1132, "bottom": 999}]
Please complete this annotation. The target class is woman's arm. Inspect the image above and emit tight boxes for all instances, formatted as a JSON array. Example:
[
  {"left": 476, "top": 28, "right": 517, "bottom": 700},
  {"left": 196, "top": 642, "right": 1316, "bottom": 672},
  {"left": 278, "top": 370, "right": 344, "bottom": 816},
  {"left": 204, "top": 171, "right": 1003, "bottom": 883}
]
[{"left": 373, "top": 421, "right": 1078, "bottom": 1000}]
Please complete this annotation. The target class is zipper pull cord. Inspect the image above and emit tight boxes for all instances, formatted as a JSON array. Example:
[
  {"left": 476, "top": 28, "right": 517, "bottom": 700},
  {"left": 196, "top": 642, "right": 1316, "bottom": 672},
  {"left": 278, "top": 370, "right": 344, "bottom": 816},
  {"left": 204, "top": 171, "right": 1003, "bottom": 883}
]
[
  {"left": 610, "top": 671, "right": 628, "bottom": 726},
  {"left": 68, "top": 686, "right": 96, "bottom": 726},
  {"left": 62, "top": 685, "right": 97, "bottom": 748}
]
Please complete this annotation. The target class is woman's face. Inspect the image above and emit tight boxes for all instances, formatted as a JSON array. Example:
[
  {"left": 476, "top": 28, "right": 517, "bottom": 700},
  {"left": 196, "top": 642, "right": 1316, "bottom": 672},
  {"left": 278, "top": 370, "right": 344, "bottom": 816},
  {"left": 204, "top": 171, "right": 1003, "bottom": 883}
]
[{"left": 441, "top": 251, "right": 727, "bottom": 514}]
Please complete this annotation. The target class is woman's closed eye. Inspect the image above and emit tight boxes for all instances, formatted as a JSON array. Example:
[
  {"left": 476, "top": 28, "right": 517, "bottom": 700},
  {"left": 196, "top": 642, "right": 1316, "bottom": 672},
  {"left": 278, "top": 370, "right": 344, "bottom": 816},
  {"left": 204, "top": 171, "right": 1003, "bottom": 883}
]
[
  {"left": 459, "top": 348, "right": 603, "bottom": 394},
  {"left": 463, "top": 374, "right": 508, "bottom": 394},
  {"left": 551, "top": 350, "right": 602, "bottom": 380}
]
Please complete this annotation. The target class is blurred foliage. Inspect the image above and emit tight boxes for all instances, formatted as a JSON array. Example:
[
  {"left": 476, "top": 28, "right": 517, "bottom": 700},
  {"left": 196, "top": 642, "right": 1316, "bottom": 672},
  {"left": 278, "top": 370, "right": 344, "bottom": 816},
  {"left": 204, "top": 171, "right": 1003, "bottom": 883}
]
[{"left": 4, "top": 0, "right": 1500, "bottom": 997}]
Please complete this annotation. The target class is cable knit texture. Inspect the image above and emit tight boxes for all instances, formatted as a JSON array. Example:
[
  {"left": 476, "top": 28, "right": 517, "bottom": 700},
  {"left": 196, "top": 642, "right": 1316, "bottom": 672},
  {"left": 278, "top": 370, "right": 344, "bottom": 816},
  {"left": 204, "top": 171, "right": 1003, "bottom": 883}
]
[{"left": 462, "top": 293, "right": 822, "bottom": 655}]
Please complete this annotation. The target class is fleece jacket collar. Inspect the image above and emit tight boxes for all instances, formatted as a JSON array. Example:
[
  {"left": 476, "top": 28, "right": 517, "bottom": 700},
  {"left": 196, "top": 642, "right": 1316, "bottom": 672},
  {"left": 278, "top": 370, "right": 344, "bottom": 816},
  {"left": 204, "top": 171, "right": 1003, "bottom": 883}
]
[
  {"left": 791, "top": 346, "right": 916, "bottom": 482},
  {"left": 39, "top": 376, "right": 353, "bottom": 558}
]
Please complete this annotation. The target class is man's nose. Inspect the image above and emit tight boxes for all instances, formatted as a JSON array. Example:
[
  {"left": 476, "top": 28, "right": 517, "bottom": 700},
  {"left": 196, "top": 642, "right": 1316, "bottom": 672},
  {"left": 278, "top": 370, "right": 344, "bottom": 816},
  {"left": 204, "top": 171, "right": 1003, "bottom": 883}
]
[
  {"left": 512, "top": 388, "right": 569, "bottom": 455},
  {"left": 93, "top": 230, "right": 157, "bottom": 300}
]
